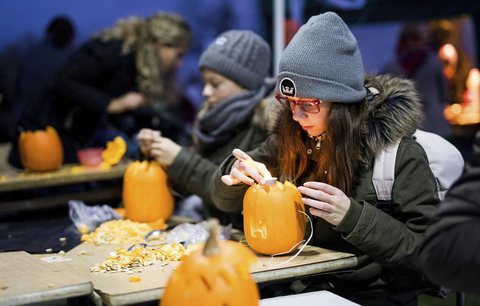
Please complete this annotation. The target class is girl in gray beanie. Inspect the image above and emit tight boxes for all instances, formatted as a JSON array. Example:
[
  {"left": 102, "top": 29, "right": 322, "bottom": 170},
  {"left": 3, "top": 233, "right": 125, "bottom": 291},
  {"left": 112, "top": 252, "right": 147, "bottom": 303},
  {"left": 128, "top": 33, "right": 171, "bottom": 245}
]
[
  {"left": 211, "top": 12, "right": 440, "bottom": 305},
  {"left": 137, "top": 30, "right": 277, "bottom": 227}
]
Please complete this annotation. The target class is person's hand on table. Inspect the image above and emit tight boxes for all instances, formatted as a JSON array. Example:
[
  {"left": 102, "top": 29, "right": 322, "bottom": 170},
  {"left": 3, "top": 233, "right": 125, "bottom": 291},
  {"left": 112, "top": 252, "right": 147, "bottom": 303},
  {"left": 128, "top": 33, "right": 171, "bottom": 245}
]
[
  {"left": 150, "top": 135, "right": 181, "bottom": 167},
  {"left": 221, "top": 148, "right": 273, "bottom": 186},
  {"left": 108, "top": 91, "right": 146, "bottom": 114}
]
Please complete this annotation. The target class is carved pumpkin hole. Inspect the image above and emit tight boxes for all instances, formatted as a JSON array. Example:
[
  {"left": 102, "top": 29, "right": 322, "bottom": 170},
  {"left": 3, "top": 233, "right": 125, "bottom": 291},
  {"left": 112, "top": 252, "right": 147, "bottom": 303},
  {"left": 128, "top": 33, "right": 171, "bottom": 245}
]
[
  {"left": 219, "top": 269, "right": 232, "bottom": 286},
  {"left": 200, "top": 275, "right": 211, "bottom": 291}
]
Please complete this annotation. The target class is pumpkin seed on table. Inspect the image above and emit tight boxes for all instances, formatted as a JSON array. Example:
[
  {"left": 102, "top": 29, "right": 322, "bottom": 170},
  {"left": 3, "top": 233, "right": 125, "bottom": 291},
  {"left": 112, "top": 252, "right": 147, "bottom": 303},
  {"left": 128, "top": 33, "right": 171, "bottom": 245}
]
[
  {"left": 89, "top": 243, "right": 193, "bottom": 273},
  {"left": 81, "top": 219, "right": 161, "bottom": 245}
]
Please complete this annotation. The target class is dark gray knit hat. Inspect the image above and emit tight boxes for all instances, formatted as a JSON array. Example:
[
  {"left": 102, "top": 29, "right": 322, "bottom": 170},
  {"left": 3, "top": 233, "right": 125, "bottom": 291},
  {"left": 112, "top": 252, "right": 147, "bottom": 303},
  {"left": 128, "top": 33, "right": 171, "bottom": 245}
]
[
  {"left": 276, "top": 12, "right": 366, "bottom": 103},
  {"left": 199, "top": 30, "right": 271, "bottom": 90}
]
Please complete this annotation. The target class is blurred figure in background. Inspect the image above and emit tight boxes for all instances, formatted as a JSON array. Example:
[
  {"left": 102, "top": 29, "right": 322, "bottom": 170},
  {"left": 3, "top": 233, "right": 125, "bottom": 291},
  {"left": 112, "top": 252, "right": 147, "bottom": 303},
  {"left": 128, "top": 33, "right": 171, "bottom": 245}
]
[
  {"left": 138, "top": 30, "right": 277, "bottom": 227},
  {"left": 14, "top": 16, "right": 76, "bottom": 127},
  {"left": 382, "top": 22, "right": 452, "bottom": 139},
  {"left": 2, "top": 16, "right": 75, "bottom": 157},
  {"left": 0, "top": 68, "right": 13, "bottom": 143},
  {"left": 428, "top": 19, "right": 473, "bottom": 105},
  {"left": 9, "top": 12, "right": 192, "bottom": 167}
]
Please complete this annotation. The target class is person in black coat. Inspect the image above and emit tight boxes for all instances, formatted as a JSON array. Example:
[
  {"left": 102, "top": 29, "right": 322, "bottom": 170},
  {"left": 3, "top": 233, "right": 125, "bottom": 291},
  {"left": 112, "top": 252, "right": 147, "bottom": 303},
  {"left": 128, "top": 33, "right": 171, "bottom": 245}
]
[
  {"left": 10, "top": 12, "right": 192, "bottom": 166},
  {"left": 419, "top": 131, "right": 480, "bottom": 293}
]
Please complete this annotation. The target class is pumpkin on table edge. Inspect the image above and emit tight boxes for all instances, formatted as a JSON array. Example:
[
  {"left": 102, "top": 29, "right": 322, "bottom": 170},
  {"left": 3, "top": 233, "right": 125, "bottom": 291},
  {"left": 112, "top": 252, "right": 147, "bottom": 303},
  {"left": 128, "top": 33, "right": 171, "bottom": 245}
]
[
  {"left": 161, "top": 219, "right": 259, "bottom": 306},
  {"left": 18, "top": 126, "right": 64, "bottom": 171},
  {"left": 123, "top": 160, "right": 174, "bottom": 223},
  {"left": 243, "top": 180, "right": 306, "bottom": 255}
]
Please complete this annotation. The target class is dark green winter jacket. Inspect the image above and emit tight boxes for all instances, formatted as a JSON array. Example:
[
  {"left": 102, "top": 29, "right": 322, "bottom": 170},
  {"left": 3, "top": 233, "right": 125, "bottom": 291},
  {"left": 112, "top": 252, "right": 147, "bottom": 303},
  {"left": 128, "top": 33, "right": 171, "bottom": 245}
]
[{"left": 209, "top": 75, "right": 440, "bottom": 297}]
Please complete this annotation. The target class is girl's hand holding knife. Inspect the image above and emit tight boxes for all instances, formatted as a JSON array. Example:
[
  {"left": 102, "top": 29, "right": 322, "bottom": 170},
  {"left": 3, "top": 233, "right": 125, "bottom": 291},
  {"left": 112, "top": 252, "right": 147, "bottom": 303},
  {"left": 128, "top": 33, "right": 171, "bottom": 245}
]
[{"left": 221, "top": 148, "right": 276, "bottom": 186}]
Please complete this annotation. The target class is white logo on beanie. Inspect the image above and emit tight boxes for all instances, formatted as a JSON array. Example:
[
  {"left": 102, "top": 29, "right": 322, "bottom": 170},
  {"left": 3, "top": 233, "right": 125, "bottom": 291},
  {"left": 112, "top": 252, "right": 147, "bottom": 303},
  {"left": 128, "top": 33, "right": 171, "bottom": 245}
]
[
  {"left": 215, "top": 36, "right": 227, "bottom": 46},
  {"left": 280, "top": 78, "right": 296, "bottom": 97}
]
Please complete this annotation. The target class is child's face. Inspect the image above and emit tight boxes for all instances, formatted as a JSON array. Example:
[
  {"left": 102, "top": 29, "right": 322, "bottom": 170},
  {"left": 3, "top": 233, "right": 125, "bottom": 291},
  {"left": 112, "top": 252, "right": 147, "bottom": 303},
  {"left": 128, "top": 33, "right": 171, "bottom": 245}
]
[
  {"left": 201, "top": 69, "right": 246, "bottom": 110},
  {"left": 290, "top": 98, "right": 331, "bottom": 137}
]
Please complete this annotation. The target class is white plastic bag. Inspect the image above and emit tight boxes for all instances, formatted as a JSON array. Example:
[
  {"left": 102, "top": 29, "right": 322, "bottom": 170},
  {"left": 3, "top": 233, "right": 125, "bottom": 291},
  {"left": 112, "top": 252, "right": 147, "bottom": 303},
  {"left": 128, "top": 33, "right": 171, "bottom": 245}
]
[
  {"left": 68, "top": 200, "right": 120, "bottom": 233},
  {"left": 165, "top": 221, "right": 231, "bottom": 246}
]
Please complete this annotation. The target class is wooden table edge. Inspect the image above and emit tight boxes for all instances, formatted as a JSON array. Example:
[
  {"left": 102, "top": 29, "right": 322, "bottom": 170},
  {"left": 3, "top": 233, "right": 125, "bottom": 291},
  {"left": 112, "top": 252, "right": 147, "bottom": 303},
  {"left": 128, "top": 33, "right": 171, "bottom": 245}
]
[
  {"left": 93, "top": 255, "right": 357, "bottom": 306},
  {"left": 252, "top": 255, "right": 358, "bottom": 283},
  {"left": 0, "top": 282, "right": 92, "bottom": 306}
]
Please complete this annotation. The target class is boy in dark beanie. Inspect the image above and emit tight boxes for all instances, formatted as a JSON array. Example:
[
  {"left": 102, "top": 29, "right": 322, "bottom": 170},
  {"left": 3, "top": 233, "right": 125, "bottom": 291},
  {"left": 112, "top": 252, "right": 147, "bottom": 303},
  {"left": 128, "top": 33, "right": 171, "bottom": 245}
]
[
  {"left": 138, "top": 30, "right": 277, "bottom": 227},
  {"left": 211, "top": 12, "right": 440, "bottom": 305}
]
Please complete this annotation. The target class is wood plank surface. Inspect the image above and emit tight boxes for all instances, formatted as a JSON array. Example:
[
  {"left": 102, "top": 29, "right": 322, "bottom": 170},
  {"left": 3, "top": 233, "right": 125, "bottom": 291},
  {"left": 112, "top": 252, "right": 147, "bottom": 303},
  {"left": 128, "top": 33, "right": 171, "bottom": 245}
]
[
  {"left": 64, "top": 242, "right": 179, "bottom": 306},
  {"left": 0, "top": 251, "right": 92, "bottom": 306},
  {"left": 63, "top": 241, "right": 356, "bottom": 306},
  {"left": 251, "top": 245, "right": 357, "bottom": 283},
  {"left": 0, "top": 162, "right": 129, "bottom": 193}
]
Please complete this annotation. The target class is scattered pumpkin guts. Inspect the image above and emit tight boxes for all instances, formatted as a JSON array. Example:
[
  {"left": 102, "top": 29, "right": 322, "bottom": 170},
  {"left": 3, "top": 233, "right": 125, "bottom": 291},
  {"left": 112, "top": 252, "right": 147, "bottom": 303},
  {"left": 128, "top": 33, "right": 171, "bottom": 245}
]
[
  {"left": 80, "top": 219, "right": 161, "bottom": 245},
  {"left": 71, "top": 136, "right": 127, "bottom": 173},
  {"left": 89, "top": 243, "right": 189, "bottom": 273},
  {"left": 85, "top": 219, "right": 197, "bottom": 274},
  {"left": 101, "top": 136, "right": 127, "bottom": 167}
]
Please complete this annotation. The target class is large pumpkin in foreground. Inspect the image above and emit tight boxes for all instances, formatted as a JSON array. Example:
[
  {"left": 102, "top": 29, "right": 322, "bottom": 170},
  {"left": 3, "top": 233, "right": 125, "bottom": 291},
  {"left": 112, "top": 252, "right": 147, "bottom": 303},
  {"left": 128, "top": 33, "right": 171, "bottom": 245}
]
[
  {"left": 123, "top": 160, "right": 174, "bottom": 222},
  {"left": 161, "top": 220, "right": 259, "bottom": 306},
  {"left": 243, "top": 180, "right": 306, "bottom": 255},
  {"left": 18, "top": 126, "right": 63, "bottom": 171}
]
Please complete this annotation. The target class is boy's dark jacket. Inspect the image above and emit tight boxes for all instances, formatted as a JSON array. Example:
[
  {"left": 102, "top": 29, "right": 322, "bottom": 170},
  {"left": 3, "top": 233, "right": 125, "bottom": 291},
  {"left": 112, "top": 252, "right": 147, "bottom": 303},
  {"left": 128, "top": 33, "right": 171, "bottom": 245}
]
[
  {"left": 167, "top": 92, "right": 278, "bottom": 227},
  {"left": 210, "top": 74, "right": 440, "bottom": 294}
]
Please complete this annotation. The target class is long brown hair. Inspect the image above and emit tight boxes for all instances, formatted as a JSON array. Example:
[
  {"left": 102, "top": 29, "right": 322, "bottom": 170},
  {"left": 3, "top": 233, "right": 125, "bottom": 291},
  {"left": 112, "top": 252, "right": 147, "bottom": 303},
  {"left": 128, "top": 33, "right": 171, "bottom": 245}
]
[
  {"left": 277, "top": 101, "right": 366, "bottom": 194},
  {"left": 95, "top": 13, "right": 192, "bottom": 105}
]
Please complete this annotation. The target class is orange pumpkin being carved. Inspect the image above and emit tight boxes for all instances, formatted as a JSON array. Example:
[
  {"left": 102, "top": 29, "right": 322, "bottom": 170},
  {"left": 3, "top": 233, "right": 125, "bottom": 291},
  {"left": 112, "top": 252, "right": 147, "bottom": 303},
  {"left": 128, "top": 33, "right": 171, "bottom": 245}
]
[
  {"left": 123, "top": 160, "right": 174, "bottom": 222},
  {"left": 243, "top": 180, "right": 306, "bottom": 255},
  {"left": 161, "top": 219, "right": 259, "bottom": 306},
  {"left": 18, "top": 126, "right": 64, "bottom": 171}
]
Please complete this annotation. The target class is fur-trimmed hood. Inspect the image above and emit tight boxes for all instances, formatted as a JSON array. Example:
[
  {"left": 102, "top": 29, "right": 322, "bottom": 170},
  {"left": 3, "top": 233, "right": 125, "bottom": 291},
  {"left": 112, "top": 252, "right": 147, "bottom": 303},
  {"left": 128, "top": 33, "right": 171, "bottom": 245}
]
[{"left": 359, "top": 74, "right": 423, "bottom": 166}]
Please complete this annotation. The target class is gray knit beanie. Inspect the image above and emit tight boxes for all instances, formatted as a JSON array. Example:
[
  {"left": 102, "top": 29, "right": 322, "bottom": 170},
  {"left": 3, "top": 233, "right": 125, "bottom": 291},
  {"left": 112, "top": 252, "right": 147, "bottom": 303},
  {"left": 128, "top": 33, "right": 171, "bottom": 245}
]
[
  {"left": 199, "top": 30, "right": 271, "bottom": 90},
  {"left": 276, "top": 12, "right": 366, "bottom": 103}
]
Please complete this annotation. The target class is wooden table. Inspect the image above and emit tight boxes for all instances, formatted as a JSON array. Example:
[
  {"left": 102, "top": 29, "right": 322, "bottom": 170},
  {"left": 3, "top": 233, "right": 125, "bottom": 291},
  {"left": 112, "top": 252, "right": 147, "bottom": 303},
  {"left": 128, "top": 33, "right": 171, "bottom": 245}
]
[
  {"left": 57, "top": 242, "right": 356, "bottom": 306},
  {"left": 0, "top": 162, "right": 129, "bottom": 214},
  {"left": 0, "top": 251, "right": 92, "bottom": 306},
  {"left": 0, "top": 163, "right": 129, "bottom": 193}
]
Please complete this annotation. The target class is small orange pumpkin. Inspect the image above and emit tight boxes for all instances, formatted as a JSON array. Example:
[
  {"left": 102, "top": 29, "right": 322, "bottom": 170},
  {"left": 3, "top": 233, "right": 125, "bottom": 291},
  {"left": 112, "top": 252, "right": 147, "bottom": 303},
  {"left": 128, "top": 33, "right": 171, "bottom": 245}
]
[
  {"left": 123, "top": 160, "right": 174, "bottom": 222},
  {"left": 243, "top": 180, "right": 306, "bottom": 255},
  {"left": 18, "top": 126, "right": 64, "bottom": 171},
  {"left": 161, "top": 219, "right": 259, "bottom": 306}
]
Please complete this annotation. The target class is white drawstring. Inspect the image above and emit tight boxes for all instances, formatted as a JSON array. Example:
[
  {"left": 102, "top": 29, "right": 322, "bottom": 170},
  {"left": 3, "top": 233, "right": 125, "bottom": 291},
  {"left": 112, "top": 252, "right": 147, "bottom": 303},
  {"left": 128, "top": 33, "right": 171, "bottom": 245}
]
[{"left": 267, "top": 210, "right": 313, "bottom": 267}]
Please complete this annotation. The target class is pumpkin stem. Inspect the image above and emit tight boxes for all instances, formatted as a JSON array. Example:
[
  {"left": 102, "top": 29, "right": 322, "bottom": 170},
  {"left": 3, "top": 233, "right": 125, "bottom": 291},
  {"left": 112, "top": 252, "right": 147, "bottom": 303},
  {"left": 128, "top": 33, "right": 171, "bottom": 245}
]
[{"left": 203, "top": 218, "right": 220, "bottom": 256}]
